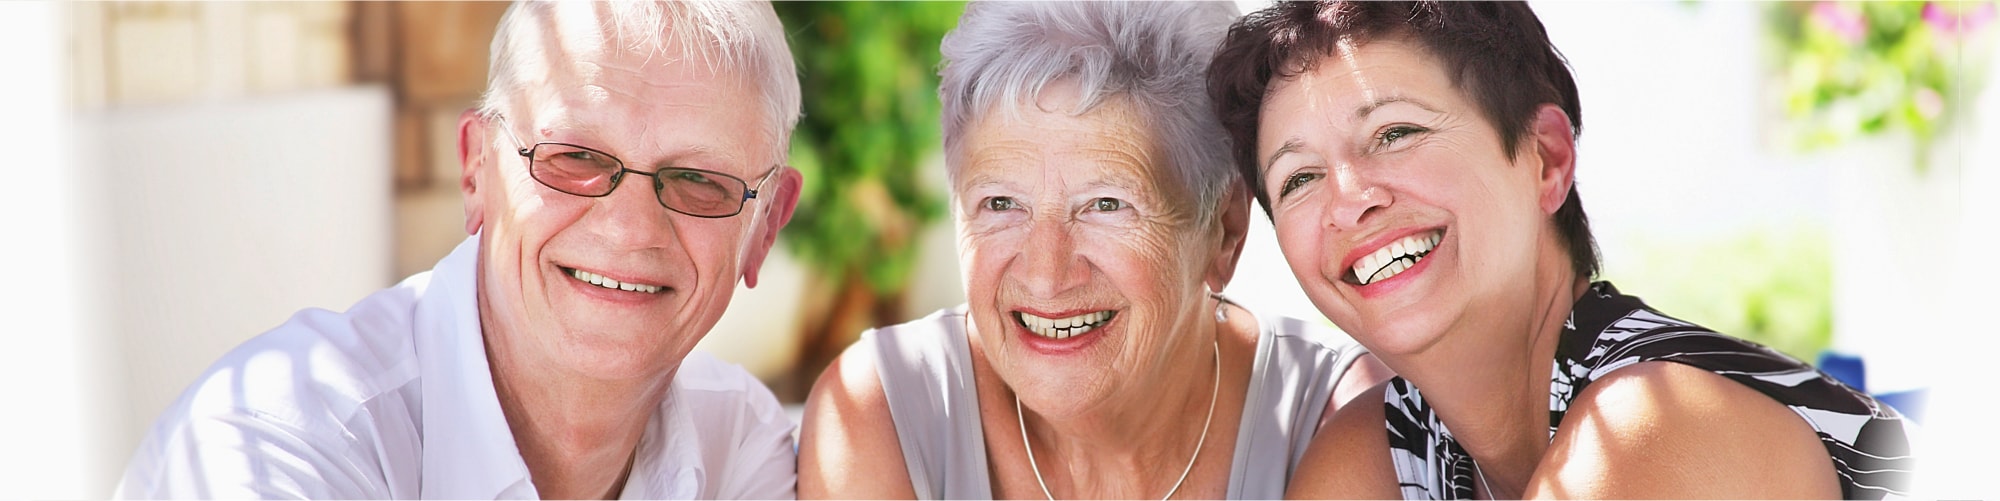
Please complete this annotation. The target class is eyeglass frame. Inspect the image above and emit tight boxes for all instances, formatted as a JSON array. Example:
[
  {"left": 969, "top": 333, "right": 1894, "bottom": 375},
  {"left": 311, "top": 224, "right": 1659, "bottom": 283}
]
[{"left": 492, "top": 114, "right": 779, "bottom": 219}]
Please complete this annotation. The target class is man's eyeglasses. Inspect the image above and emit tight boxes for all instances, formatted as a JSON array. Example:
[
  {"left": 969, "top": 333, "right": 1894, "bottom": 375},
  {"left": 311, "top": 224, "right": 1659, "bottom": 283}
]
[{"left": 494, "top": 115, "right": 776, "bottom": 218}]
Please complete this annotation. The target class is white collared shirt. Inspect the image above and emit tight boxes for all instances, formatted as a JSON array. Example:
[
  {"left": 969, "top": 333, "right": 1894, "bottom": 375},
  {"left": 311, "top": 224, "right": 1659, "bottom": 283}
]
[{"left": 115, "top": 236, "right": 798, "bottom": 499}]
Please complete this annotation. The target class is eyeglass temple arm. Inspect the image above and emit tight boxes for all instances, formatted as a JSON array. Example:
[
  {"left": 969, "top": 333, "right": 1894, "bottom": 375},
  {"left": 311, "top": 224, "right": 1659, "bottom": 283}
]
[{"left": 743, "top": 165, "right": 784, "bottom": 201}]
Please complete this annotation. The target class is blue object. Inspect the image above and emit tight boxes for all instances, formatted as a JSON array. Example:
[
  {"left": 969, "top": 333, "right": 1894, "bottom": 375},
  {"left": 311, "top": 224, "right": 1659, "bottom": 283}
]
[{"left": 1816, "top": 351, "right": 1925, "bottom": 423}]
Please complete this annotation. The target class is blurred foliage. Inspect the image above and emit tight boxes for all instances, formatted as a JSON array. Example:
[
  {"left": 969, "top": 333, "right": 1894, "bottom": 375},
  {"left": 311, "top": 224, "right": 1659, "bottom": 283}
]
[
  {"left": 774, "top": 2, "right": 964, "bottom": 295},
  {"left": 1604, "top": 227, "right": 1833, "bottom": 362},
  {"left": 1766, "top": 1, "right": 1995, "bottom": 171}
]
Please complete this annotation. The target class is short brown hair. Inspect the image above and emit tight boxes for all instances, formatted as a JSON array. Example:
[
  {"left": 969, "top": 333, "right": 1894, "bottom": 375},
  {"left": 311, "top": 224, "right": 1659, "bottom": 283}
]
[{"left": 1207, "top": 1, "right": 1599, "bottom": 279}]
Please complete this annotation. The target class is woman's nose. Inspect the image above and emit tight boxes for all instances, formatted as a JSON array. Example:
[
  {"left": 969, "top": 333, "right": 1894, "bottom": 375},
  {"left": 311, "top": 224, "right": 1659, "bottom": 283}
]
[
  {"left": 1015, "top": 216, "right": 1090, "bottom": 299},
  {"left": 1324, "top": 165, "right": 1391, "bottom": 231}
]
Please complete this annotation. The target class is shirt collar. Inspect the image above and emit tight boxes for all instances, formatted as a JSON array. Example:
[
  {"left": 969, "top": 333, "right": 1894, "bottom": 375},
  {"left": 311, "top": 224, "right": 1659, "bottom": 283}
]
[
  {"left": 417, "top": 234, "right": 536, "bottom": 499},
  {"left": 619, "top": 369, "right": 706, "bottom": 499}
]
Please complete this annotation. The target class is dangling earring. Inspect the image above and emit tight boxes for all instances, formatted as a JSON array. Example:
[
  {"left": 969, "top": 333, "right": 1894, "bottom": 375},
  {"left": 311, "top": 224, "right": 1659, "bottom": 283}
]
[{"left": 1209, "top": 290, "right": 1228, "bottom": 323}]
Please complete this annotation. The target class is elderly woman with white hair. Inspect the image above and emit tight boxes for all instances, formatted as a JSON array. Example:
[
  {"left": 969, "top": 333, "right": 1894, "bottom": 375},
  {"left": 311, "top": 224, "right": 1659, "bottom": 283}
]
[{"left": 798, "top": 2, "right": 1390, "bottom": 499}]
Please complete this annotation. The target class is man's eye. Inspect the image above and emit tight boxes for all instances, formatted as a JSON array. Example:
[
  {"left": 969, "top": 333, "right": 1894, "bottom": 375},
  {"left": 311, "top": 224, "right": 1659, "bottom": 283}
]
[
  {"left": 560, "top": 151, "right": 598, "bottom": 161},
  {"left": 1279, "top": 172, "right": 1321, "bottom": 198},
  {"left": 1091, "top": 198, "right": 1126, "bottom": 212},
  {"left": 671, "top": 170, "right": 719, "bottom": 185},
  {"left": 985, "top": 197, "right": 1017, "bottom": 211}
]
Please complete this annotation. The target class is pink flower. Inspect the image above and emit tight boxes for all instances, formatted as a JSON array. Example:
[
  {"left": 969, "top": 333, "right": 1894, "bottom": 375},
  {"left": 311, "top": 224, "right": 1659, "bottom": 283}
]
[
  {"left": 1914, "top": 87, "right": 1943, "bottom": 120},
  {"left": 1924, "top": 2, "right": 1997, "bottom": 38},
  {"left": 1812, "top": 2, "right": 1867, "bottom": 45}
]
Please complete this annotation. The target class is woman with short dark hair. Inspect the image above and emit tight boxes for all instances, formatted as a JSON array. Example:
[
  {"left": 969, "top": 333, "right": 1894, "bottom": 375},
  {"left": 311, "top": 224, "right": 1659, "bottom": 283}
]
[{"left": 1208, "top": 2, "right": 1914, "bottom": 498}]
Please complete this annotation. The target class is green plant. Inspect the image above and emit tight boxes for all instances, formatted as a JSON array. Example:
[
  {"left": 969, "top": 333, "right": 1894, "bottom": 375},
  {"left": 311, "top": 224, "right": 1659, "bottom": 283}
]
[
  {"left": 1766, "top": 1, "right": 1995, "bottom": 171},
  {"left": 772, "top": 2, "right": 964, "bottom": 398},
  {"left": 1603, "top": 228, "right": 1833, "bottom": 362}
]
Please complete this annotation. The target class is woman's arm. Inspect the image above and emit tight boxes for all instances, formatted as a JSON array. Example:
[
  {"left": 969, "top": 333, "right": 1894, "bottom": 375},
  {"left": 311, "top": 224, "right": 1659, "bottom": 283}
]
[
  {"left": 797, "top": 342, "right": 920, "bottom": 499},
  {"left": 1525, "top": 361, "right": 1841, "bottom": 498},
  {"left": 1287, "top": 381, "right": 1402, "bottom": 500},
  {"left": 1324, "top": 352, "right": 1394, "bottom": 431}
]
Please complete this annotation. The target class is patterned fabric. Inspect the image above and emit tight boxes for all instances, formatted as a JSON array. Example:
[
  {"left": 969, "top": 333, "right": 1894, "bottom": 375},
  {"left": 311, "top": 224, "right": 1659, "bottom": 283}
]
[{"left": 1384, "top": 282, "right": 1914, "bottom": 499}]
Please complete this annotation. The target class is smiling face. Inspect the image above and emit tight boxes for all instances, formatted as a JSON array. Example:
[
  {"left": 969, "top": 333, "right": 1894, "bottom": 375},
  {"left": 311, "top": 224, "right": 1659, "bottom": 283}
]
[
  {"left": 458, "top": 9, "right": 798, "bottom": 382},
  {"left": 1257, "top": 36, "right": 1571, "bottom": 358},
  {"left": 953, "top": 86, "right": 1225, "bottom": 417}
]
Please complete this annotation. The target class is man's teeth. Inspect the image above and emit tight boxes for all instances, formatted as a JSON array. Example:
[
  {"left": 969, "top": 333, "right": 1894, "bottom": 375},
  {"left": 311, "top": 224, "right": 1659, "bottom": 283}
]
[
  {"left": 1353, "top": 231, "right": 1442, "bottom": 286},
  {"left": 1017, "top": 310, "right": 1115, "bottom": 340},
  {"left": 569, "top": 268, "right": 663, "bottom": 294}
]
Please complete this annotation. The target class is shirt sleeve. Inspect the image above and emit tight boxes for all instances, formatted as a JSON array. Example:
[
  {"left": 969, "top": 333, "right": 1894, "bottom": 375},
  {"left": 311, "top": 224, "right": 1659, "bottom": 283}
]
[{"left": 115, "top": 409, "right": 388, "bottom": 500}]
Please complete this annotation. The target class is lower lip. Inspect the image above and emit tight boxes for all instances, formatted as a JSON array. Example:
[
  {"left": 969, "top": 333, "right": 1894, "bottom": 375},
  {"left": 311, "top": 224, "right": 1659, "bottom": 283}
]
[
  {"left": 1354, "top": 248, "right": 1437, "bottom": 299},
  {"left": 1014, "top": 315, "right": 1113, "bottom": 355},
  {"left": 562, "top": 269, "right": 670, "bottom": 305}
]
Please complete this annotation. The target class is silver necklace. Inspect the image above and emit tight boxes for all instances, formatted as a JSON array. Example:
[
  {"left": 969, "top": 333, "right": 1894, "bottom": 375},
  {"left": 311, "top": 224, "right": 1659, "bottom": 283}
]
[
  {"left": 1475, "top": 462, "right": 1500, "bottom": 500},
  {"left": 1015, "top": 340, "right": 1220, "bottom": 500}
]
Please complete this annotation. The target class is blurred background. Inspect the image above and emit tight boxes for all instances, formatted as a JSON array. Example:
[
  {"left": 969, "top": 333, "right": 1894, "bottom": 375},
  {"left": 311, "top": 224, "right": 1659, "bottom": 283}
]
[{"left": 0, "top": 0, "right": 1993, "bottom": 498}]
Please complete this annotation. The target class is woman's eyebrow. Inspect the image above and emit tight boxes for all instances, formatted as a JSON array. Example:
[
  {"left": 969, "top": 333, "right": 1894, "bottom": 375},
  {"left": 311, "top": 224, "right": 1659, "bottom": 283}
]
[
  {"left": 1265, "top": 138, "right": 1305, "bottom": 172},
  {"left": 1354, "top": 95, "right": 1442, "bottom": 120}
]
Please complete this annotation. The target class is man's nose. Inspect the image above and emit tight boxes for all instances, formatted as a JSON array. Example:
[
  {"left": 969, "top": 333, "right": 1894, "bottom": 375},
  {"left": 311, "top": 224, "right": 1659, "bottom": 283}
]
[
  {"left": 592, "top": 171, "right": 679, "bottom": 248},
  {"left": 1015, "top": 215, "right": 1089, "bottom": 300}
]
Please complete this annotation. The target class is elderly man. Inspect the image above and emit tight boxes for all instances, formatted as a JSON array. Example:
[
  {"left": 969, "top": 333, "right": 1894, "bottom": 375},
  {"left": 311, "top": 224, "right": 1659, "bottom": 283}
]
[{"left": 115, "top": 2, "right": 803, "bottom": 499}]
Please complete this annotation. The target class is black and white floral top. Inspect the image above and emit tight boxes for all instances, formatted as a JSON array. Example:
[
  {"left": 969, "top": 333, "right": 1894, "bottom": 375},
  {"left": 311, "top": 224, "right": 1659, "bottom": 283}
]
[{"left": 1383, "top": 282, "right": 1914, "bottom": 499}]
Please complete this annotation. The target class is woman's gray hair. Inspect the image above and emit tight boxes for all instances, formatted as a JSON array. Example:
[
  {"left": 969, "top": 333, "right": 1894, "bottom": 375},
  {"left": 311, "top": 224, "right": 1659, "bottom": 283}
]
[
  {"left": 477, "top": 1, "right": 801, "bottom": 157},
  {"left": 939, "top": 1, "right": 1239, "bottom": 223}
]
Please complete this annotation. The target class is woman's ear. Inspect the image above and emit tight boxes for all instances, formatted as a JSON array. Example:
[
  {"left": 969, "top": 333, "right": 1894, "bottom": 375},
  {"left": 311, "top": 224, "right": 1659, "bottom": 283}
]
[
  {"left": 1205, "top": 184, "right": 1252, "bottom": 291},
  {"left": 1527, "top": 104, "right": 1578, "bottom": 216}
]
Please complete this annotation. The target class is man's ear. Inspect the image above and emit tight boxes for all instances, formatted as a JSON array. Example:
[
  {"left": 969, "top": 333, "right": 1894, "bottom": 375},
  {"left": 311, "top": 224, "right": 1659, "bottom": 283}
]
[
  {"left": 741, "top": 166, "right": 803, "bottom": 288},
  {"left": 1527, "top": 104, "right": 1578, "bottom": 216},
  {"left": 1205, "top": 184, "right": 1252, "bottom": 291},
  {"left": 458, "top": 109, "right": 490, "bottom": 235}
]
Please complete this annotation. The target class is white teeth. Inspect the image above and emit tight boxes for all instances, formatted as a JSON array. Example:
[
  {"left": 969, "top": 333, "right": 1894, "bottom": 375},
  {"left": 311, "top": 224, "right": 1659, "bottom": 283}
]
[
  {"left": 1018, "top": 310, "right": 1114, "bottom": 339},
  {"left": 568, "top": 268, "right": 663, "bottom": 294},
  {"left": 1352, "top": 230, "right": 1442, "bottom": 286}
]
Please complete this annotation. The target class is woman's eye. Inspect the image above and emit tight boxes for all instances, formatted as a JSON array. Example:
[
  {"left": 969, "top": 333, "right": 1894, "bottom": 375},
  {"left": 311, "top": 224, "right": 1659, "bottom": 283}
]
[
  {"left": 1377, "top": 125, "right": 1427, "bottom": 148},
  {"left": 1091, "top": 198, "right": 1126, "bottom": 212},
  {"left": 984, "top": 196, "right": 1018, "bottom": 211},
  {"left": 560, "top": 151, "right": 597, "bottom": 161},
  {"left": 1279, "top": 172, "right": 1321, "bottom": 198}
]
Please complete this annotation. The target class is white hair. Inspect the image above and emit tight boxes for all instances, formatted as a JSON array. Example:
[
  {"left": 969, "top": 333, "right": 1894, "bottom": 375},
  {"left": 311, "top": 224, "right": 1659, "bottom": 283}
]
[
  {"left": 477, "top": 1, "right": 801, "bottom": 157},
  {"left": 938, "top": 1, "right": 1239, "bottom": 223}
]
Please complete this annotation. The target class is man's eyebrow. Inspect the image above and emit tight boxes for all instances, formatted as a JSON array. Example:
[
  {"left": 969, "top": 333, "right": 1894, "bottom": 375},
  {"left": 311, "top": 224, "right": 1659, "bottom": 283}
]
[
  {"left": 1264, "top": 138, "right": 1304, "bottom": 172},
  {"left": 1354, "top": 96, "right": 1441, "bottom": 120}
]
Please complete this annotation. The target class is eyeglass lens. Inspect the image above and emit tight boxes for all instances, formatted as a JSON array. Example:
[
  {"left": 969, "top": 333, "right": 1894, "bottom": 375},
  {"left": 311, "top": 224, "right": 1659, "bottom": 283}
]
[{"left": 526, "top": 143, "right": 750, "bottom": 217}]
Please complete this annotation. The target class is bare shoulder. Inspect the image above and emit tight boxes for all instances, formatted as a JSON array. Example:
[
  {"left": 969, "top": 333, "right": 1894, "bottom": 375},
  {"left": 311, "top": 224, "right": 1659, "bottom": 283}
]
[
  {"left": 1526, "top": 361, "right": 1839, "bottom": 498},
  {"left": 1327, "top": 351, "right": 1394, "bottom": 421},
  {"left": 1288, "top": 381, "right": 1399, "bottom": 500},
  {"left": 797, "top": 335, "right": 918, "bottom": 499}
]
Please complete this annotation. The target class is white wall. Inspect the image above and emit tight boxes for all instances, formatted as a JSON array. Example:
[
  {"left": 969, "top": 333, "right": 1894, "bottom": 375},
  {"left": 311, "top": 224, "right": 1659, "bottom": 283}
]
[
  {"left": 0, "top": 85, "right": 394, "bottom": 498},
  {"left": 0, "top": 2, "right": 108, "bottom": 497}
]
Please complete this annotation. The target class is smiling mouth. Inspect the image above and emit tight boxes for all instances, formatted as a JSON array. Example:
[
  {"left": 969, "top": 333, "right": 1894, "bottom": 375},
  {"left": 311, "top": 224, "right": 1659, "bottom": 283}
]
[
  {"left": 1348, "top": 230, "right": 1442, "bottom": 286},
  {"left": 562, "top": 266, "right": 667, "bottom": 294},
  {"left": 1013, "top": 310, "right": 1116, "bottom": 340}
]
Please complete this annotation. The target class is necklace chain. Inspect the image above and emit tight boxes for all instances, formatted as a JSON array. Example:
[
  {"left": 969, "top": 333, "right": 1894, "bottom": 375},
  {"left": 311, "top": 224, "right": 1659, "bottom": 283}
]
[
  {"left": 1016, "top": 340, "right": 1220, "bottom": 501},
  {"left": 1475, "top": 462, "right": 1499, "bottom": 500}
]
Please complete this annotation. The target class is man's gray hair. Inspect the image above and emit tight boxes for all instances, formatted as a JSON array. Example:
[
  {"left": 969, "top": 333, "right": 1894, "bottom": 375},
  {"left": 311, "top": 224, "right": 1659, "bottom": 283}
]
[
  {"left": 477, "top": 1, "right": 801, "bottom": 157},
  {"left": 938, "top": 1, "right": 1239, "bottom": 223}
]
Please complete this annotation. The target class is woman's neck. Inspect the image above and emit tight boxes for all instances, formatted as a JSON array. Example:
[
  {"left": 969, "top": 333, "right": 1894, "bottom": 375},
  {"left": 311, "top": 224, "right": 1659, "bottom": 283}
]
[
  {"left": 997, "top": 295, "right": 1251, "bottom": 499},
  {"left": 1394, "top": 253, "right": 1587, "bottom": 499}
]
